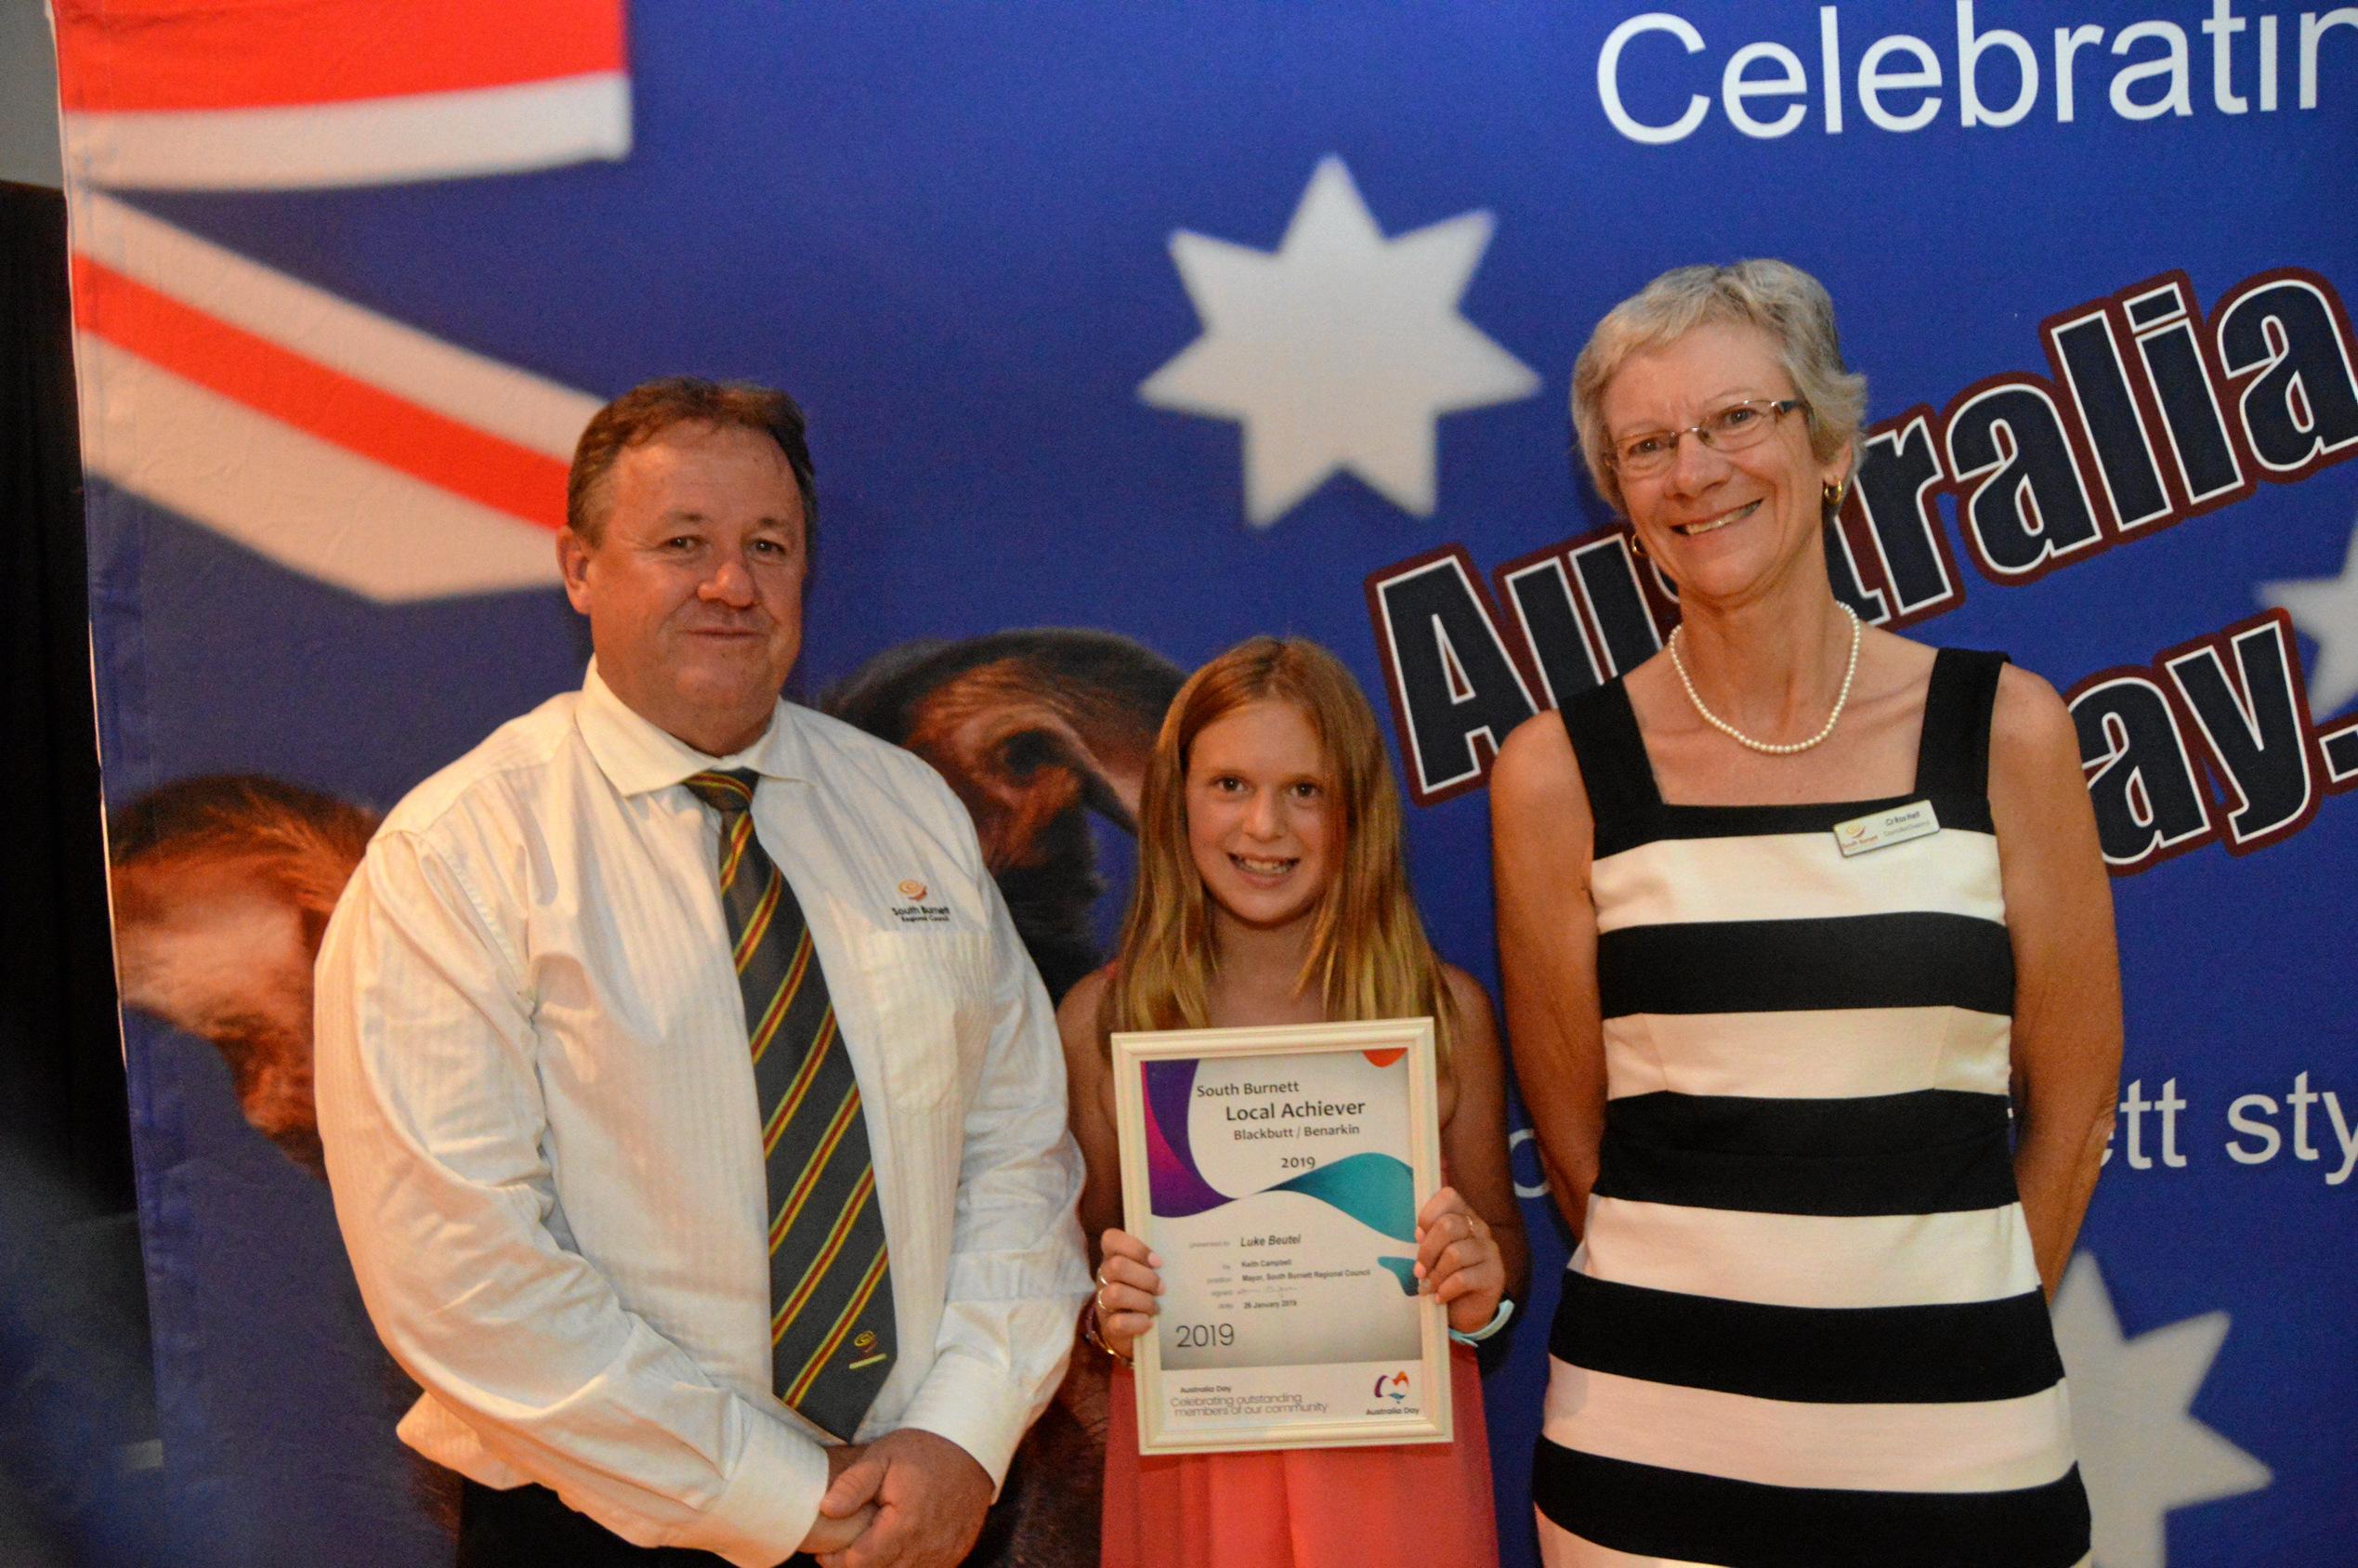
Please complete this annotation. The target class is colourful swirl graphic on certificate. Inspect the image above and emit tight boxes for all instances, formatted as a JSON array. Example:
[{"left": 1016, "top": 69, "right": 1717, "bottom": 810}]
[{"left": 1139, "top": 1050, "right": 1422, "bottom": 1370}]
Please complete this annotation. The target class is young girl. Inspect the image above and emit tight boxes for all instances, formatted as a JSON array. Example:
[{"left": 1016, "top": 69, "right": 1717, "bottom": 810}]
[{"left": 1058, "top": 636, "right": 1527, "bottom": 1568}]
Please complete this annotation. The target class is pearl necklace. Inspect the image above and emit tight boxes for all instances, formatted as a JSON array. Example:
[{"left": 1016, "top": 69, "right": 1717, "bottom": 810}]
[{"left": 1668, "top": 604, "right": 1862, "bottom": 756}]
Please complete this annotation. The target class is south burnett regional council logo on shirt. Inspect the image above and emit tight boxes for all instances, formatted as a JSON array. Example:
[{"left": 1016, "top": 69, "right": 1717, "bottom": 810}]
[{"left": 891, "top": 879, "right": 950, "bottom": 923}]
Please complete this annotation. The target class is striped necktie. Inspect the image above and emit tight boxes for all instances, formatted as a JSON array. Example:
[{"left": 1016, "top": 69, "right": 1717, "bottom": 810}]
[{"left": 684, "top": 768, "right": 896, "bottom": 1441}]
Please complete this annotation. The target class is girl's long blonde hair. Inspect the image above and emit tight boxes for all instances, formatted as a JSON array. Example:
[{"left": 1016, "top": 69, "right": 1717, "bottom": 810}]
[{"left": 1107, "top": 636, "right": 1455, "bottom": 1060}]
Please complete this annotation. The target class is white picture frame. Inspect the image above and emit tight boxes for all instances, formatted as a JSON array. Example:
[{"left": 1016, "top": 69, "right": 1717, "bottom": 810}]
[{"left": 1109, "top": 1016, "right": 1450, "bottom": 1455}]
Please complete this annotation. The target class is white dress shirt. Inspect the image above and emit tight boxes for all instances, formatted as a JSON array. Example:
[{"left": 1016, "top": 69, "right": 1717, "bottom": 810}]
[{"left": 314, "top": 664, "right": 1090, "bottom": 1566}]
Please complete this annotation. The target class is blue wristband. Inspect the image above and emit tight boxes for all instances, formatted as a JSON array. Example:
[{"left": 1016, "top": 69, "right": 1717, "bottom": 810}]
[{"left": 1448, "top": 1297, "right": 1515, "bottom": 1346}]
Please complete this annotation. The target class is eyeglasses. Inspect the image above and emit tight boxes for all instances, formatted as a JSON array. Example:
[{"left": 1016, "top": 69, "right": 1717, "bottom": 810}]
[{"left": 1605, "top": 398, "right": 1806, "bottom": 477}]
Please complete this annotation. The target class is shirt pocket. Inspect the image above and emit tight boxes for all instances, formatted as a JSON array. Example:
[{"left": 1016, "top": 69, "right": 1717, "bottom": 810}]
[{"left": 834, "top": 921, "right": 993, "bottom": 1115}]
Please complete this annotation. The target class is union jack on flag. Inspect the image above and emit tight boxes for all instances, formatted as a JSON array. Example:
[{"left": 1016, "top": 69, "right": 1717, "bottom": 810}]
[{"left": 54, "top": 0, "right": 632, "bottom": 601}]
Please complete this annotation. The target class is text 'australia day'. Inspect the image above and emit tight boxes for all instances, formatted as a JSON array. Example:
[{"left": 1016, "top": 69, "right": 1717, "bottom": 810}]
[{"left": 1367, "top": 260, "right": 2358, "bottom": 878}]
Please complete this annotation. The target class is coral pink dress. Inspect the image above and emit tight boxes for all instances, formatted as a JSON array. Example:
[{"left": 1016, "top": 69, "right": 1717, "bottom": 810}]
[{"left": 1101, "top": 1346, "right": 1498, "bottom": 1568}]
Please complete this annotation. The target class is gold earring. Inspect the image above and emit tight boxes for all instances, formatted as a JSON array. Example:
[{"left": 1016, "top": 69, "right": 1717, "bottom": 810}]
[
  {"left": 1626, "top": 529, "right": 1647, "bottom": 562},
  {"left": 1822, "top": 477, "right": 1851, "bottom": 515}
]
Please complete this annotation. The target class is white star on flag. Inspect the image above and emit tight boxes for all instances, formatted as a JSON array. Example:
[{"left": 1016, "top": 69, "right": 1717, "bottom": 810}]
[
  {"left": 2051, "top": 1253, "right": 2271, "bottom": 1568},
  {"left": 1140, "top": 156, "right": 1539, "bottom": 527},
  {"left": 2259, "top": 516, "right": 2358, "bottom": 718}
]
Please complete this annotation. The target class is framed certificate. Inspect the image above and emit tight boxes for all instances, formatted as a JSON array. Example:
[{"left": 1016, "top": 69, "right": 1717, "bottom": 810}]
[{"left": 1109, "top": 1016, "right": 1450, "bottom": 1455}]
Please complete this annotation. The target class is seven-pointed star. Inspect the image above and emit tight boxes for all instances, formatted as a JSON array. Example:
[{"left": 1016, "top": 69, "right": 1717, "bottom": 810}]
[
  {"left": 1139, "top": 155, "right": 1539, "bottom": 527},
  {"left": 2051, "top": 1253, "right": 2272, "bottom": 1568},
  {"left": 2259, "top": 516, "right": 2358, "bottom": 718}
]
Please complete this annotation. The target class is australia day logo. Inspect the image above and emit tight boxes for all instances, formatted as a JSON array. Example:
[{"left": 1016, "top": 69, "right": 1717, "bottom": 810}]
[{"left": 1373, "top": 1371, "right": 1410, "bottom": 1404}]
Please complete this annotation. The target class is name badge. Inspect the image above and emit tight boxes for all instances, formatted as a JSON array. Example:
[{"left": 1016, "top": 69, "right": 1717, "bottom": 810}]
[{"left": 1832, "top": 800, "right": 1940, "bottom": 856}]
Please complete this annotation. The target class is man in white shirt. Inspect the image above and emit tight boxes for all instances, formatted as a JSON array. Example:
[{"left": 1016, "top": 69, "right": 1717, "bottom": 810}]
[{"left": 314, "top": 378, "right": 1090, "bottom": 1568}]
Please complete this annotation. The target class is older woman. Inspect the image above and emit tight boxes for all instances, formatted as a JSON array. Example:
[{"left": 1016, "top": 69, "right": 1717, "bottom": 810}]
[{"left": 1492, "top": 261, "right": 2120, "bottom": 1568}]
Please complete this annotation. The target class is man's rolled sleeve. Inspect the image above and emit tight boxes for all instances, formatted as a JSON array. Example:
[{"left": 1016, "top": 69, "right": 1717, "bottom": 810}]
[
  {"left": 895, "top": 1343, "right": 1042, "bottom": 1488},
  {"left": 696, "top": 1414, "right": 832, "bottom": 1567}
]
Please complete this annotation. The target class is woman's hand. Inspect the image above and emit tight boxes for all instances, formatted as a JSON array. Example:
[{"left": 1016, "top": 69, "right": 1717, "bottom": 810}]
[
  {"left": 1094, "top": 1227, "right": 1163, "bottom": 1362},
  {"left": 1414, "top": 1186, "right": 1506, "bottom": 1335}
]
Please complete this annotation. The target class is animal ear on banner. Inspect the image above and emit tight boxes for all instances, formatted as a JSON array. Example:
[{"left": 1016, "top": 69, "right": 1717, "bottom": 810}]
[{"left": 824, "top": 629, "right": 1185, "bottom": 1000}]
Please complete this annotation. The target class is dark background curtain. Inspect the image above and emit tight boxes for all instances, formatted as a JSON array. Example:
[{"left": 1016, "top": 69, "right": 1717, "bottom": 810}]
[
  {"left": 0, "top": 177, "right": 159, "bottom": 1566},
  {"left": 0, "top": 177, "right": 128, "bottom": 1207}
]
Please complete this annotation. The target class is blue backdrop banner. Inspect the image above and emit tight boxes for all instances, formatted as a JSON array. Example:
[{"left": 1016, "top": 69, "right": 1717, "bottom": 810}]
[{"left": 59, "top": 3, "right": 2356, "bottom": 1564}]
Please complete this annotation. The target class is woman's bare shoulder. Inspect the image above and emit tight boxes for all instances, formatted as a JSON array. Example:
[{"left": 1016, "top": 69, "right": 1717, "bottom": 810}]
[
  {"left": 1492, "top": 707, "right": 1588, "bottom": 823},
  {"left": 1876, "top": 624, "right": 1940, "bottom": 678},
  {"left": 1988, "top": 661, "right": 2084, "bottom": 803},
  {"left": 1992, "top": 660, "right": 2074, "bottom": 743}
]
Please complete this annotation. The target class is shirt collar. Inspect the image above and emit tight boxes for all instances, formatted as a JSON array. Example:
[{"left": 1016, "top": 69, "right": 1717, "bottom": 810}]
[{"left": 574, "top": 660, "right": 811, "bottom": 798}]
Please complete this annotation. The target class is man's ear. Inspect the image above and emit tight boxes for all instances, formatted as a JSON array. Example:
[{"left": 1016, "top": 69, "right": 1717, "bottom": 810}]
[{"left": 557, "top": 528, "right": 595, "bottom": 613}]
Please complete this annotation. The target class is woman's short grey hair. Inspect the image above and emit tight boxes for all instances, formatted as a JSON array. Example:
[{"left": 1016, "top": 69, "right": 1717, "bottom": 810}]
[{"left": 1569, "top": 259, "right": 1867, "bottom": 515}]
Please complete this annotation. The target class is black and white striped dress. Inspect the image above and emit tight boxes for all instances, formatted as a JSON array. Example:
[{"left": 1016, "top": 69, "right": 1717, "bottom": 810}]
[{"left": 1532, "top": 649, "right": 2091, "bottom": 1568}]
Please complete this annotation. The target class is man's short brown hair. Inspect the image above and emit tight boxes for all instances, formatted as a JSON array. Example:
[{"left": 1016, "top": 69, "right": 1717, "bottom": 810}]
[{"left": 566, "top": 376, "right": 818, "bottom": 545}]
